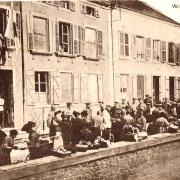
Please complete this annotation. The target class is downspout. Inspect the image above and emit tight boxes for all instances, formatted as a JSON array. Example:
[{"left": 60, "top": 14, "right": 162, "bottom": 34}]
[{"left": 20, "top": 2, "right": 25, "bottom": 122}]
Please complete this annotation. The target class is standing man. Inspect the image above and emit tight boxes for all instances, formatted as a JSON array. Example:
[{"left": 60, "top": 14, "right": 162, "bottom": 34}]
[
  {"left": 110, "top": 101, "right": 120, "bottom": 118},
  {"left": 85, "top": 102, "right": 92, "bottom": 124}
]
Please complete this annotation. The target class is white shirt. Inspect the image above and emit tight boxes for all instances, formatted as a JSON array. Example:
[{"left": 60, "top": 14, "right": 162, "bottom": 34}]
[
  {"left": 102, "top": 110, "right": 112, "bottom": 129},
  {"left": 0, "top": 98, "right": 4, "bottom": 111}
]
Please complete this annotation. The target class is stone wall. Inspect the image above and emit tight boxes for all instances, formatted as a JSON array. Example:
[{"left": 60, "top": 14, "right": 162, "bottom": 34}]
[{"left": 1, "top": 133, "right": 180, "bottom": 180}]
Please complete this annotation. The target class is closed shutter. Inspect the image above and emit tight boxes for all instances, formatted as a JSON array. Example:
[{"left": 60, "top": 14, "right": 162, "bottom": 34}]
[
  {"left": 97, "top": 30, "right": 103, "bottom": 58},
  {"left": 73, "top": 25, "right": 78, "bottom": 55},
  {"left": 132, "top": 75, "right": 137, "bottom": 98},
  {"left": 55, "top": 21, "right": 59, "bottom": 52},
  {"left": 73, "top": 73, "right": 79, "bottom": 103},
  {"left": 165, "top": 76, "right": 169, "bottom": 99},
  {"left": 98, "top": 74, "right": 103, "bottom": 101},
  {"left": 175, "top": 45, "right": 180, "bottom": 65},
  {"left": 119, "top": 32, "right": 124, "bottom": 56},
  {"left": 131, "top": 35, "right": 137, "bottom": 59},
  {"left": 137, "top": 75, "right": 144, "bottom": 99},
  {"left": 145, "top": 38, "right": 151, "bottom": 60},
  {"left": 175, "top": 77, "right": 178, "bottom": 99},
  {"left": 49, "top": 19, "right": 53, "bottom": 52},
  {"left": 80, "top": 74, "right": 88, "bottom": 102},
  {"left": 159, "top": 76, "right": 165, "bottom": 101},
  {"left": 27, "top": 14, "right": 33, "bottom": 50},
  {"left": 168, "top": 42, "right": 175, "bottom": 63},
  {"left": 26, "top": 71, "right": 35, "bottom": 106},
  {"left": 146, "top": 74, "right": 152, "bottom": 97},
  {"left": 51, "top": 72, "right": 61, "bottom": 105},
  {"left": 69, "top": 24, "right": 73, "bottom": 54},
  {"left": 114, "top": 74, "right": 120, "bottom": 102}
]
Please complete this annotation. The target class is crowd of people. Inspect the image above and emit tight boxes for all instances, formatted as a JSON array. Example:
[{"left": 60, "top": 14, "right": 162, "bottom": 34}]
[{"left": 0, "top": 95, "right": 180, "bottom": 166}]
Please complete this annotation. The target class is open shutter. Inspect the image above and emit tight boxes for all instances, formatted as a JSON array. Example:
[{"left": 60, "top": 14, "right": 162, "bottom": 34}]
[
  {"left": 168, "top": 42, "right": 175, "bottom": 63},
  {"left": 70, "top": 2, "right": 76, "bottom": 11},
  {"left": 114, "top": 74, "right": 120, "bottom": 102},
  {"left": 79, "top": 26, "right": 85, "bottom": 56},
  {"left": 97, "top": 31, "right": 103, "bottom": 58},
  {"left": 69, "top": 24, "right": 73, "bottom": 54},
  {"left": 73, "top": 25, "right": 78, "bottom": 55},
  {"left": 175, "top": 77, "right": 178, "bottom": 99},
  {"left": 159, "top": 76, "right": 165, "bottom": 101},
  {"left": 146, "top": 74, "right": 152, "bottom": 97},
  {"left": 131, "top": 35, "right": 137, "bottom": 59},
  {"left": 26, "top": 71, "right": 35, "bottom": 106},
  {"left": 73, "top": 73, "right": 79, "bottom": 103},
  {"left": 175, "top": 45, "right": 180, "bottom": 65},
  {"left": 55, "top": 21, "right": 59, "bottom": 52},
  {"left": 132, "top": 74, "right": 137, "bottom": 99},
  {"left": 27, "top": 13, "right": 33, "bottom": 50},
  {"left": 165, "top": 76, "right": 169, "bottom": 99},
  {"left": 80, "top": 74, "right": 88, "bottom": 102},
  {"left": 119, "top": 32, "right": 124, "bottom": 56},
  {"left": 51, "top": 72, "right": 61, "bottom": 105},
  {"left": 98, "top": 74, "right": 103, "bottom": 101}
]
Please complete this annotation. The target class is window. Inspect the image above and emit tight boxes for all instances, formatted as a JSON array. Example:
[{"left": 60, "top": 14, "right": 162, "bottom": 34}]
[
  {"left": 59, "top": 1, "right": 70, "bottom": 9},
  {"left": 60, "top": 73, "right": 73, "bottom": 103},
  {"left": 33, "top": 16, "right": 49, "bottom": 51},
  {"left": 85, "top": 28, "right": 103, "bottom": 59},
  {"left": 137, "top": 75, "right": 145, "bottom": 99},
  {"left": 175, "top": 45, "right": 180, "bottom": 65},
  {"left": 145, "top": 38, "right": 151, "bottom": 60},
  {"left": 0, "top": 9, "right": 7, "bottom": 35},
  {"left": 81, "top": 4, "right": 99, "bottom": 17},
  {"left": 161, "top": 41, "right": 166, "bottom": 62},
  {"left": 168, "top": 42, "right": 175, "bottom": 63},
  {"left": 153, "top": 40, "right": 160, "bottom": 61},
  {"left": 120, "top": 75, "right": 128, "bottom": 100},
  {"left": 80, "top": 74, "right": 99, "bottom": 103},
  {"left": 119, "top": 32, "right": 129, "bottom": 57},
  {"left": 35, "top": 72, "right": 49, "bottom": 103},
  {"left": 136, "top": 36, "right": 144, "bottom": 59}
]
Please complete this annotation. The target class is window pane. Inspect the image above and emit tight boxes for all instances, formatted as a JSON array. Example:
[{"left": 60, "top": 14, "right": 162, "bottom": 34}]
[
  {"left": 40, "top": 84, "right": 46, "bottom": 92},
  {"left": 120, "top": 33, "right": 124, "bottom": 44},
  {"left": 40, "top": 73, "right": 46, "bottom": 82},
  {"left": 125, "top": 34, "right": 128, "bottom": 44},
  {"left": 35, "top": 83, "right": 39, "bottom": 92},
  {"left": 125, "top": 46, "right": 129, "bottom": 56},
  {"left": 35, "top": 73, "right": 38, "bottom": 82}
]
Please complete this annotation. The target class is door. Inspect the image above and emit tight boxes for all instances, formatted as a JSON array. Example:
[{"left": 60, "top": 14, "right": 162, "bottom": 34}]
[
  {"left": 153, "top": 76, "right": 160, "bottom": 103},
  {"left": 169, "top": 77, "right": 175, "bottom": 101}
]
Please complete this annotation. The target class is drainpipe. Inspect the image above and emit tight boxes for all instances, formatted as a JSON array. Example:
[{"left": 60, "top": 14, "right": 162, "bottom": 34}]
[{"left": 20, "top": 2, "right": 25, "bottom": 122}]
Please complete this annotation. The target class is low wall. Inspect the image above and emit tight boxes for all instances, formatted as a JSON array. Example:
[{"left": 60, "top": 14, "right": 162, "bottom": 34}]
[{"left": 1, "top": 133, "right": 180, "bottom": 180}]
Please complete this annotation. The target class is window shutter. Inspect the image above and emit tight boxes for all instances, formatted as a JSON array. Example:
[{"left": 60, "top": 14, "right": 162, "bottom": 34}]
[
  {"left": 119, "top": 32, "right": 124, "bottom": 56},
  {"left": 79, "top": 26, "right": 85, "bottom": 56},
  {"left": 55, "top": 21, "right": 59, "bottom": 52},
  {"left": 70, "top": 2, "right": 76, "bottom": 11},
  {"left": 98, "top": 74, "right": 103, "bottom": 101},
  {"left": 27, "top": 14, "right": 33, "bottom": 50},
  {"left": 114, "top": 74, "right": 121, "bottom": 102},
  {"left": 132, "top": 74, "right": 137, "bottom": 98},
  {"left": 73, "top": 73, "right": 79, "bottom": 103},
  {"left": 131, "top": 35, "right": 137, "bottom": 59},
  {"left": 26, "top": 71, "right": 35, "bottom": 106},
  {"left": 160, "top": 76, "right": 165, "bottom": 101},
  {"left": 160, "top": 41, "right": 166, "bottom": 62},
  {"left": 177, "top": 46, "right": 180, "bottom": 65},
  {"left": 175, "top": 45, "right": 180, "bottom": 65},
  {"left": 175, "top": 77, "right": 178, "bottom": 99},
  {"left": 97, "top": 30, "right": 103, "bottom": 58},
  {"left": 53, "top": 1, "right": 59, "bottom": 7},
  {"left": 168, "top": 42, "right": 175, "bottom": 63},
  {"left": 69, "top": 24, "right": 73, "bottom": 54},
  {"left": 81, "top": 4, "right": 86, "bottom": 14},
  {"left": 51, "top": 72, "right": 61, "bottom": 105},
  {"left": 165, "top": 76, "right": 169, "bottom": 99},
  {"left": 49, "top": 19, "right": 53, "bottom": 52},
  {"left": 80, "top": 74, "right": 88, "bottom": 102},
  {"left": 73, "top": 25, "right": 79, "bottom": 55},
  {"left": 145, "top": 38, "right": 151, "bottom": 60}
]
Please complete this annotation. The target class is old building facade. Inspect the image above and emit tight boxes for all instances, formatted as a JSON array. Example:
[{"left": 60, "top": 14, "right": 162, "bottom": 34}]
[{"left": 0, "top": 1, "right": 180, "bottom": 132}]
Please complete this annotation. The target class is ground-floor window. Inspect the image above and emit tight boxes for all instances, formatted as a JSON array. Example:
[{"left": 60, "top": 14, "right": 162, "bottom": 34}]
[
  {"left": 137, "top": 75, "right": 145, "bottom": 99},
  {"left": 35, "top": 72, "right": 49, "bottom": 103},
  {"left": 80, "top": 74, "right": 98, "bottom": 103},
  {"left": 60, "top": 72, "right": 73, "bottom": 103}
]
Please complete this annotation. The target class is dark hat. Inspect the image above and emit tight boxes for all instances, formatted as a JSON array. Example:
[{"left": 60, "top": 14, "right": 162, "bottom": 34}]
[
  {"left": 86, "top": 102, "right": 91, "bottom": 105},
  {"left": 73, "top": 111, "right": 80, "bottom": 117},
  {"left": 99, "top": 101, "right": 104, "bottom": 104},
  {"left": 145, "top": 94, "right": 149, "bottom": 97},
  {"left": 10, "top": 129, "right": 18, "bottom": 136},
  {"left": 21, "top": 121, "right": 36, "bottom": 132},
  {"left": 54, "top": 110, "right": 62, "bottom": 116},
  {"left": 67, "top": 102, "right": 72, "bottom": 106},
  {"left": 114, "top": 101, "right": 119, "bottom": 104},
  {"left": 132, "top": 97, "right": 137, "bottom": 100},
  {"left": 81, "top": 110, "right": 88, "bottom": 117}
]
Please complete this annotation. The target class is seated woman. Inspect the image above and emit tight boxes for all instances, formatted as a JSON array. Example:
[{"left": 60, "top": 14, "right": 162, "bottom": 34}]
[
  {"left": 0, "top": 129, "right": 18, "bottom": 165},
  {"left": 21, "top": 121, "right": 41, "bottom": 160},
  {"left": 156, "top": 112, "right": 170, "bottom": 133}
]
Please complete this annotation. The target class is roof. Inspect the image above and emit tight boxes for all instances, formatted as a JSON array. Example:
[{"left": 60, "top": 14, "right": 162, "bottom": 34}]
[{"left": 113, "top": 0, "right": 180, "bottom": 26}]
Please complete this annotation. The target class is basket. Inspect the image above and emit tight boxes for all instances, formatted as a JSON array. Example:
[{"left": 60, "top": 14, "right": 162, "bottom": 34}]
[{"left": 51, "top": 149, "right": 71, "bottom": 158}]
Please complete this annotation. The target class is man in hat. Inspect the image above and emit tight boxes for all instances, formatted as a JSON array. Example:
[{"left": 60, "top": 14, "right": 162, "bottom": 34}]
[
  {"left": 47, "top": 105, "right": 56, "bottom": 128},
  {"left": 85, "top": 102, "right": 92, "bottom": 124},
  {"left": 110, "top": 101, "right": 120, "bottom": 118},
  {"left": 64, "top": 102, "right": 73, "bottom": 118}
]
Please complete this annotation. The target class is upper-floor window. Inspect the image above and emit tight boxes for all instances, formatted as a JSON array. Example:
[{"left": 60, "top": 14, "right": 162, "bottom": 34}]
[
  {"left": 145, "top": 38, "right": 151, "bottom": 60},
  {"left": 32, "top": 16, "right": 49, "bottom": 52},
  {"left": 119, "top": 32, "right": 129, "bottom": 57},
  {"left": 136, "top": 36, "right": 144, "bottom": 59},
  {"left": 153, "top": 40, "right": 160, "bottom": 61},
  {"left": 81, "top": 4, "right": 99, "bottom": 18},
  {"left": 168, "top": 42, "right": 175, "bottom": 63}
]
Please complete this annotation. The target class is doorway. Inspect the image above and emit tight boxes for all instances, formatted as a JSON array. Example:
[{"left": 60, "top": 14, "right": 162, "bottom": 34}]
[
  {"left": 153, "top": 76, "right": 160, "bottom": 103},
  {"left": 169, "top": 77, "right": 175, "bottom": 101},
  {"left": 0, "top": 70, "right": 14, "bottom": 127}
]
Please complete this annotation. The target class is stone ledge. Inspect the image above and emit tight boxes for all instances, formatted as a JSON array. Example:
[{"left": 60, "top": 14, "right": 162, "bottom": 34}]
[{"left": 1, "top": 133, "right": 180, "bottom": 180}]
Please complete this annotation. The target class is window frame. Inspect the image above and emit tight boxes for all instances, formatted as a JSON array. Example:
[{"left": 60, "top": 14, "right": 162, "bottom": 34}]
[{"left": 136, "top": 35, "right": 145, "bottom": 60}]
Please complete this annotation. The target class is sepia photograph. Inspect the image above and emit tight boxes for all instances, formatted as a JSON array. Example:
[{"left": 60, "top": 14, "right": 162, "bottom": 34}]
[{"left": 0, "top": 0, "right": 180, "bottom": 179}]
